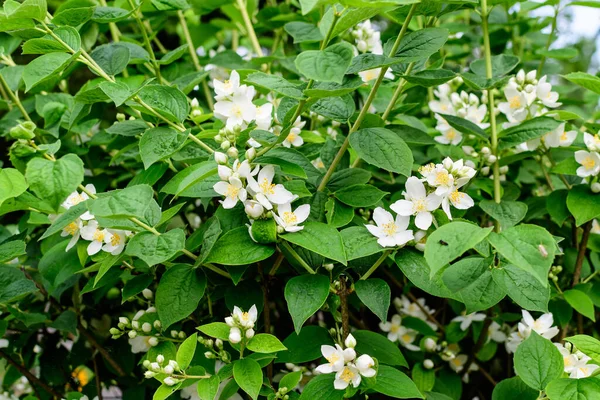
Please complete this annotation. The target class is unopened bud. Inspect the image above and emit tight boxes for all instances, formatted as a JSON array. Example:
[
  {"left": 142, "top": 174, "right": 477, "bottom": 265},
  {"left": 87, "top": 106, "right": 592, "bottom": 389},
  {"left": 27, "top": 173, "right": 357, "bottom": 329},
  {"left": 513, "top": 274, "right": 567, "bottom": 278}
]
[
  {"left": 221, "top": 140, "right": 231, "bottom": 150},
  {"left": 131, "top": 321, "right": 140, "bottom": 330},
  {"left": 153, "top": 320, "right": 162, "bottom": 330},
  {"left": 10, "top": 121, "right": 36, "bottom": 140},
  {"left": 128, "top": 330, "right": 137, "bottom": 338},
  {"left": 345, "top": 333, "right": 357, "bottom": 349},
  {"left": 142, "top": 322, "right": 152, "bottom": 333},
  {"left": 164, "top": 377, "right": 177, "bottom": 386},
  {"left": 144, "top": 371, "right": 155, "bottom": 379},
  {"left": 227, "top": 147, "right": 239, "bottom": 158},
  {"left": 109, "top": 328, "right": 121, "bottom": 335},
  {"left": 156, "top": 354, "right": 165, "bottom": 364},
  {"left": 245, "top": 147, "right": 256, "bottom": 161},
  {"left": 246, "top": 328, "right": 255, "bottom": 339},
  {"left": 424, "top": 337, "right": 437, "bottom": 352},
  {"left": 204, "top": 351, "right": 216, "bottom": 359},
  {"left": 163, "top": 365, "right": 174, "bottom": 374},
  {"left": 214, "top": 152, "right": 228, "bottom": 165},
  {"left": 423, "top": 359, "right": 434, "bottom": 369},
  {"left": 142, "top": 288, "right": 153, "bottom": 299},
  {"left": 591, "top": 182, "right": 600, "bottom": 193},
  {"left": 148, "top": 337, "right": 159, "bottom": 346}
]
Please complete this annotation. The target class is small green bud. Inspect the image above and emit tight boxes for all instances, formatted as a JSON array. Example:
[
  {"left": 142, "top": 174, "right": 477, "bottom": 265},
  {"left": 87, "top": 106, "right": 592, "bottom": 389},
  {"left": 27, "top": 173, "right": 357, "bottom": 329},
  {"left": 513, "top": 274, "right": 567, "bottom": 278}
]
[
  {"left": 10, "top": 121, "right": 36, "bottom": 140},
  {"left": 251, "top": 219, "right": 278, "bottom": 244}
]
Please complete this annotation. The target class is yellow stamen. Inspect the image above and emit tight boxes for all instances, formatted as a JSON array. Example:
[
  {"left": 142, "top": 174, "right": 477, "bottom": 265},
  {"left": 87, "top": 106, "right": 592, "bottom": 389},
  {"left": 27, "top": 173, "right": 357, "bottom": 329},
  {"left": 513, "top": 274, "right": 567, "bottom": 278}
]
[
  {"left": 340, "top": 367, "right": 355, "bottom": 382},
  {"left": 449, "top": 190, "right": 464, "bottom": 204},
  {"left": 259, "top": 178, "right": 275, "bottom": 195},
  {"left": 382, "top": 222, "right": 397, "bottom": 236},
  {"left": 402, "top": 334, "right": 412, "bottom": 343},
  {"left": 582, "top": 156, "right": 596, "bottom": 169},
  {"left": 226, "top": 184, "right": 240, "bottom": 199},
  {"left": 413, "top": 199, "right": 427, "bottom": 213},
  {"left": 64, "top": 222, "right": 78, "bottom": 235},
  {"left": 282, "top": 212, "right": 297, "bottom": 225},
  {"left": 446, "top": 129, "right": 457, "bottom": 140},
  {"left": 435, "top": 171, "right": 450, "bottom": 185},
  {"left": 509, "top": 95, "right": 522, "bottom": 109},
  {"left": 326, "top": 353, "right": 340, "bottom": 365},
  {"left": 93, "top": 230, "right": 105, "bottom": 242},
  {"left": 110, "top": 233, "right": 121, "bottom": 246}
]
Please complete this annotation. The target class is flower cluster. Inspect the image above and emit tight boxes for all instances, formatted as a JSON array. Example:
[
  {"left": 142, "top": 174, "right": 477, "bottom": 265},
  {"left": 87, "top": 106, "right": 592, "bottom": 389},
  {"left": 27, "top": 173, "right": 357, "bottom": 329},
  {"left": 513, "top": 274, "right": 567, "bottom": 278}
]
[
  {"left": 575, "top": 132, "right": 600, "bottom": 178},
  {"left": 226, "top": 305, "right": 258, "bottom": 344},
  {"left": 52, "top": 184, "right": 132, "bottom": 256},
  {"left": 143, "top": 354, "right": 182, "bottom": 386},
  {"left": 555, "top": 342, "right": 600, "bottom": 379},
  {"left": 109, "top": 306, "right": 173, "bottom": 353},
  {"left": 505, "top": 310, "right": 559, "bottom": 354},
  {"left": 350, "top": 20, "right": 392, "bottom": 83},
  {"left": 315, "top": 334, "right": 377, "bottom": 390},
  {"left": 429, "top": 79, "right": 489, "bottom": 145}
]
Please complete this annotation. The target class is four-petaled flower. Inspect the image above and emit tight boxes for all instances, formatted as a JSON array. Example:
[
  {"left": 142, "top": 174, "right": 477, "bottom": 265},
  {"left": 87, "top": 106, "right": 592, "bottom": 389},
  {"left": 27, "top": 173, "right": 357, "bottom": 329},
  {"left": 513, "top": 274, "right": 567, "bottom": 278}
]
[
  {"left": 365, "top": 207, "right": 414, "bottom": 248},
  {"left": 391, "top": 177, "right": 442, "bottom": 230}
]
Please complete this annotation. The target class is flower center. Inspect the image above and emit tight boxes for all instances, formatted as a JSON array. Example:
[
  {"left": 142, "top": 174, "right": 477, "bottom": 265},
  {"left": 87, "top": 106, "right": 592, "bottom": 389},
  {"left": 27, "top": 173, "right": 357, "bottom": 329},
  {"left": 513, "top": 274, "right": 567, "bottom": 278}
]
[
  {"left": 402, "top": 334, "right": 412, "bottom": 343},
  {"left": 582, "top": 156, "right": 596, "bottom": 169},
  {"left": 446, "top": 129, "right": 457, "bottom": 140},
  {"left": 340, "top": 367, "right": 355, "bottom": 382},
  {"left": 382, "top": 222, "right": 397, "bottom": 236},
  {"left": 419, "top": 163, "right": 435, "bottom": 176},
  {"left": 509, "top": 96, "right": 522, "bottom": 109},
  {"left": 259, "top": 178, "right": 276, "bottom": 195},
  {"left": 241, "top": 312, "right": 250, "bottom": 321},
  {"left": 64, "top": 222, "right": 78, "bottom": 235},
  {"left": 226, "top": 184, "right": 240, "bottom": 199},
  {"left": 450, "top": 190, "right": 464, "bottom": 203},
  {"left": 560, "top": 131, "right": 568, "bottom": 141},
  {"left": 110, "top": 233, "right": 121, "bottom": 246},
  {"left": 326, "top": 353, "right": 339, "bottom": 365},
  {"left": 93, "top": 230, "right": 105, "bottom": 242},
  {"left": 282, "top": 212, "right": 297, "bottom": 225},
  {"left": 564, "top": 357, "right": 572, "bottom": 366},
  {"left": 451, "top": 358, "right": 462, "bottom": 367},
  {"left": 71, "top": 194, "right": 85, "bottom": 205},
  {"left": 390, "top": 325, "right": 399, "bottom": 333},
  {"left": 231, "top": 105, "right": 243, "bottom": 118},
  {"left": 435, "top": 171, "right": 450, "bottom": 185},
  {"left": 413, "top": 199, "right": 427, "bottom": 213},
  {"left": 287, "top": 132, "right": 296, "bottom": 142}
]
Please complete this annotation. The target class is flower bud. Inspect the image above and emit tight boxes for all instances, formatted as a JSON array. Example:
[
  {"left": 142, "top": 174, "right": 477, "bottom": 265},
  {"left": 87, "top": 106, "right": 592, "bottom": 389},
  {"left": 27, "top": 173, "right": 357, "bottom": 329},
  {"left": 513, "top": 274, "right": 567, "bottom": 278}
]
[
  {"left": 227, "top": 146, "right": 239, "bottom": 158},
  {"left": 191, "top": 98, "right": 200, "bottom": 109},
  {"left": 142, "top": 322, "right": 152, "bottom": 333},
  {"left": 156, "top": 354, "right": 165, "bottom": 364},
  {"left": 423, "top": 359, "right": 434, "bottom": 370},
  {"left": 592, "top": 182, "right": 600, "bottom": 193},
  {"left": 128, "top": 330, "right": 137, "bottom": 338},
  {"left": 424, "top": 337, "right": 437, "bottom": 352},
  {"left": 206, "top": 339, "right": 214, "bottom": 348},
  {"left": 244, "top": 201, "right": 264, "bottom": 219},
  {"left": 116, "top": 113, "right": 126, "bottom": 122},
  {"left": 205, "top": 351, "right": 216, "bottom": 359},
  {"left": 345, "top": 333, "right": 357, "bottom": 349},
  {"left": 245, "top": 147, "right": 256, "bottom": 161},
  {"left": 214, "top": 152, "right": 228, "bottom": 165},
  {"left": 246, "top": 328, "right": 255, "bottom": 339},
  {"left": 144, "top": 371, "right": 155, "bottom": 379},
  {"left": 153, "top": 320, "right": 162, "bottom": 330},
  {"left": 487, "top": 155, "right": 497, "bottom": 164},
  {"left": 324, "top": 263, "right": 334, "bottom": 271},
  {"left": 163, "top": 365, "right": 174, "bottom": 374},
  {"left": 119, "top": 317, "right": 130, "bottom": 326},
  {"left": 109, "top": 327, "right": 121, "bottom": 335},
  {"left": 164, "top": 377, "right": 177, "bottom": 386},
  {"left": 149, "top": 337, "right": 159, "bottom": 346},
  {"left": 178, "top": 331, "right": 186, "bottom": 339},
  {"left": 169, "top": 360, "right": 179, "bottom": 370},
  {"left": 143, "top": 360, "right": 151, "bottom": 368},
  {"left": 171, "top": 330, "right": 179, "bottom": 338},
  {"left": 131, "top": 321, "right": 140, "bottom": 330},
  {"left": 10, "top": 121, "right": 36, "bottom": 140},
  {"left": 221, "top": 140, "right": 231, "bottom": 150},
  {"left": 215, "top": 339, "right": 223, "bottom": 349},
  {"left": 481, "top": 147, "right": 490, "bottom": 155},
  {"left": 150, "top": 362, "right": 161, "bottom": 372},
  {"left": 142, "top": 288, "right": 153, "bottom": 299}
]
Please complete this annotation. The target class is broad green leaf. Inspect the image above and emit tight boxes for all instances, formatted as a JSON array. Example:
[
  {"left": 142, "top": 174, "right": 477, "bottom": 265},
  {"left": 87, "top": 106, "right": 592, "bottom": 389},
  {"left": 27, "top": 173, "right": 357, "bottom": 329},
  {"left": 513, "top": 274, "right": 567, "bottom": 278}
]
[
  {"left": 562, "top": 72, "right": 600, "bottom": 94},
  {"left": 327, "top": 168, "right": 371, "bottom": 191},
  {"left": 90, "top": 43, "right": 130, "bottom": 76},
  {"left": 565, "top": 335, "right": 600, "bottom": 364},
  {"left": 138, "top": 84, "right": 190, "bottom": 123},
  {"left": 424, "top": 222, "right": 492, "bottom": 277},
  {"left": 6, "top": 0, "right": 47, "bottom": 21},
  {"left": 461, "top": 72, "right": 510, "bottom": 90},
  {"left": 176, "top": 332, "right": 198, "bottom": 370},
  {"left": 245, "top": 72, "right": 304, "bottom": 99},
  {"left": 491, "top": 377, "right": 538, "bottom": 400},
  {"left": 349, "top": 127, "right": 413, "bottom": 176},
  {"left": 38, "top": 240, "right": 82, "bottom": 297},
  {"left": 393, "top": 28, "right": 449, "bottom": 62},
  {"left": 545, "top": 377, "right": 600, "bottom": 400},
  {"left": 25, "top": 154, "right": 84, "bottom": 212},
  {"left": 0, "top": 266, "right": 37, "bottom": 304},
  {"left": 284, "top": 21, "right": 323, "bottom": 43},
  {"left": 99, "top": 81, "right": 131, "bottom": 106},
  {"left": 470, "top": 54, "right": 520, "bottom": 78},
  {"left": 395, "top": 250, "right": 458, "bottom": 299},
  {"left": 92, "top": 6, "right": 133, "bottom": 22},
  {"left": 514, "top": 331, "right": 563, "bottom": 391},
  {"left": 197, "top": 322, "right": 230, "bottom": 340},
  {"left": 156, "top": 264, "right": 206, "bottom": 328},
  {"left": 334, "top": 184, "right": 387, "bottom": 208},
  {"left": 537, "top": 47, "right": 578, "bottom": 60},
  {"left": 90, "top": 184, "right": 158, "bottom": 224},
  {"left": 52, "top": 0, "right": 96, "bottom": 26},
  {"left": 491, "top": 264, "right": 550, "bottom": 312},
  {"left": 23, "top": 52, "right": 74, "bottom": 92},
  {"left": 282, "top": 222, "right": 347, "bottom": 264},
  {"left": 0, "top": 240, "right": 26, "bottom": 264},
  {"left": 139, "top": 127, "right": 188, "bottom": 169},
  {"left": 254, "top": 147, "right": 312, "bottom": 179},
  {"left": 125, "top": 229, "right": 186, "bottom": 267},
  {"left": 206, "top": 227, "right": 274, "bottom": 265},
  {"left": 196, "top": 375, "right": 220, "bottom": 400},
  {"left": 277, "top": 325, "right": 335, "bottom": 364},
  {"left": 279, "top": 371, "right": 303, "bottom": 392},
  {"left": 546, "top": 189, "right": 570, "bottom": 226},
  {"left": 161, "top": 161, "right": 218, "bottom": 198},
  {"left": 563, "top": 289, "right": 596, "bottom": 322},
  {"left": 106, "top": 119, "right": 148, "bottom": 136},
  {"left": 0, "top": 168, "right": 27, "bottom": 207},
  {"left": 566, "top": 184, "right": 600, "bottom": 226},
  {"left": 353, "top": 330, "right": 408, "bottom": 367},
  {"left": 310, "top": 94, "right": 356, "bottom": 122},
  {"left": 304, "top": 76, "right": 363, "bottom": 98},
  {"left": 325, "top": 198, "right": 354, "bottom": 228},
  {"left": 355, "top": 279, "right": 391, "bottom": 322},
  {"left": 412, "top": 363, "right": 435, "bottom": 393},
  {"left": 346, "top": 53, "right": 400, "bottom": 73},
  {"left": 295, "top": 42, "right": 354, "bottom": 84},
  {"left": 373, "top": 365, "right": 424, "bottom": 398},
  {"left": 233, "top": 358, "right": 262, "bottom": 400},
  {"left": 246, "top": 333, "right": 287, "bottom": 353},
  {"left": 442, "top": 257, "right": 489, "bottom": 292},
  {"left": 402, "top": 69, "right": 457, "bottom": 87},
  {"left": 341, "top": 226, "right": 384, "bottom": 261},
  {"left": 388, "top": 125, "right": 436, "bottom": 145},
  {"left": 479, "top": 200, "right": 528, "bottom": 228},
  {"left": 487, "top": 224, "right": 556, "bottom": 287},
  {"left": 299, "top": 374, "right": 344, "bottom": 400},
  {"left": 498, "top": 117, "right": 561, "bottom": 150},
  {"left": 285, "top": 274, "right": 330, "bottom": 334},
  {"left": 438, "top": 113, "right": 488, "bottom": 140}
]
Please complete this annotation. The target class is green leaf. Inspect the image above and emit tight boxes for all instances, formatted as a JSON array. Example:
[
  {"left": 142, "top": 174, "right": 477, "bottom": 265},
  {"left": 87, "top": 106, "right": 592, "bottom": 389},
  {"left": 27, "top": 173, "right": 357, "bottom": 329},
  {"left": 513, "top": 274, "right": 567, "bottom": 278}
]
[
  {"left": 196, "top": 375, "right": 220, "bottom": 400},
  {"left": 491, "top": 264, "right": 550, "bottom": 312},
  {"left": 412, "top": 363, "right": 435, "bottom": 393},
  {"left": 284, "top": 21, "right": 323, "bottom": 43},
  {"left": 246, "top": 333, "right": 287, "bottom": 353},
  {"left": 545, "top": 377, "right": 600, "bottom": 400},
  {"left": 334, "top": 184, "right": 387, "bottom": 208},
  {"left": 92, "top": 6, "right": 133, "bottom": 22},
  {"left": 295, "top": 42, "right": 354, "bottom": 84},
  {"left": 461, "top": 72, "right": 510, "bottom": 90},
  {"left": 277, "top": 325, "right": 335, "bottom": 364},
  {"left": 156, "top": 264, "right": 206, "bottom": 328},
  {"left": 437, "top": 113, "right": 488, "bottom": 141},
  {"left": 52, "top": 0, "right": 96, "bottom": 26},
  {"left": 161, "top": 161, "right": 218, "bottom": 198},
  {"left": 479, "top": 200, "right": 528, "bottom": 228},
  {"left": 498, "top": 117, "right": 561, "bottom": 150},
  {"left": 23, "top": 52, "right": 74, "bottom": 92},
  {"left": 0, "top": 240, "right": 26, "bottom": 264},
  {"left": 38, "top": 240, "right": 82, "bottom": 297},
  {"left": 346, "top": 53, "right": 400, "bottom": 73},
  {"left": 514, "top": 331, "right": 563, "bottom": 391},
  {"left": 245, "top": 72, "right": 304, "bottom": 100},
  {"left": 0, "top": 266, "right": 37, "bottom": 304},
  {"left": 393, "top": 27, "right": 449, "bottom": 62},
  {"left": 388, "top": 125, "right": 436, "bottom": 145},
  {"left": 373, "top": 365, "right": 424, "bottom": 398},
  {"left": 153, "top": 383, "right": 182, "bottom": 400},
  {"left": 470, "top": 54, "right": 520, "bottom": 77},
  {"left": 176, "top": 332, "right": 198, "bottom": 370},
  {"left": 402, "top": 69, "right": 456, "bottom": 87},
  {"left": 125, "top": 229, "right": 186, "bottom": 267},
  {"left": 0, "top": 168, "right": 28, "bottom": 207},
  {"left": 197, "top": 322, "right": 230, "bottom": 340},
  {"left": 206, "top": 227, "right": 274, "bottom": 265},
  {"left": 90, "top": 43, "right": 130, "bottom": 76},
  {"left": 487, "top": 224, "right": 556, "bottom": 287},
  {"left": 353, "top": 330, "right": 408, "bottom": 367},
  {"left": 424, "top": 222, "right": 492, "bottom": 277},
  {"left": 567, "top": 185, "right": 600, "bottom": 226},
  {"left": 282, "top": 222, "right": 347, "bottom": 264},
  {"left": 279, "top": 371, "right": 303, "bottom": 392},
  {"left": 25, "top": 154, "right": 84, "bottom": 212},
  {"left": 546, "top": 189, "right": 570, "bottom": 226},
  {"left": 233, "top": 358, "right": 263, "bottom": 400},
  {"left": 395, "top": 250, "right": 457, "bottom": 299},
  {"left": 310, "top": 94, "right": 356, "bottom": 122},
  {"left": 90, "top": 184, "right": 158, "bottom": 224},
  {"left": 537, "top": 47, "right": 578, "bottom": 60},
  {"left": 285, "top": 274, "right": 330, "bottom": 334},
  {"left": 254, "top": 147, "right": 311, "bottom": 179},
  {"left": 355, "top": 279, "right": 391, "bottom": 322},
  {"left": 106, "top": 119, "right": 148, "bottom": 136},
  {"left": 341, "top": 226, "right": 384, "bottom": 261},
  {"left": 491, "top": 377, "right": 538, "bottom": 400},
  {"left": 349, "top": 127, "right": 413, "bottom": 176},
  {"left": 562, "top": 72, "right": 600, "bottom": 94},
  {"left": 563, "top": 289, "right": 596, "bottom": 322},
  {"left": 565, "top": 335, "right": 600, "bottom": 364},
  {"left": 99, "top": 81, "right": 131, "bottom": 106},
  {"left": 299, "top": 374, "right": 344, "bottom": 400},
  {"left": 325, "top": 198, "right": 354, "bottom": 228},
  {"left": 138, "top": 84, "right": 190, "bottom": 123},
  {"left": 303, "top": 76, "right": 364, "bottom": 98},
  {"left": 7, "top": 0, "right": 47, "bottom": 21},
  {"left": 139, "top": 127, "right": 188, "bottom": 169}
]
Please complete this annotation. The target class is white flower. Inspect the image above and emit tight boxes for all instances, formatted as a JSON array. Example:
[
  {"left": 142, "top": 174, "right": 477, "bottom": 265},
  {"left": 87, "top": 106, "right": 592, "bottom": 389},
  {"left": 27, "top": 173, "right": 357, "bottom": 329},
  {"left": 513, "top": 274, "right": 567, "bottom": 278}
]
[
  {"left": 233, "top": 305, "right": 257, "bottom": 329},
  {"left": 517, "top": 310, "right": 559, "bottom": 342},
  {"left": 365, "top": 207, "right": 414, "bottom": 248},
  {"left": 584, "top": 132, "right": 600, "bottom": 152},
  {"left": 452, "top": 312, "right": 486, "bottom": 331},
  {"left": 397, "top": 327, "right": 420, "bottom": 351},
  {"left": 575, "top": 150, "right": 600, "bottom": 177},
  {"left": 359, "top": 68, "right": 381, "bottom": 83},
  {"left": 355, "top": 354, "right": 376, "bottom": 377},
  {"left": 442, "top": 158, "right": 476, "bottom": 187},
  {"left": 391, "top": 177, "right": 442, "bottom": 230},
  {"left": 441, "top": 187, "right": 475, "bottom": 220},
  {"left": 488, "top": 322, "right": 507, "bottom": 343},
  {"left": 448, "top": 354, "right": 478, "bottom": 377},
  {"left": 434, "top": 125, "right": 463, "bottom": 145},
  {"left": 213, "top": 70, "right": 241, "bottom": 100},
  {"left": 543, "top": 123, "right": 577, "bottom": 148},
  {"left": 61, "top": 219, "right": 82, "bottom": 251},
  {"left": 414, "top": 230, "right": 427, "bottom": 252},
  {"left": 102, "top": 229, "right": 130, "bottom": 255},
  {"left": 393, "top": 296, "right": 437, "bottom": 331},
  {"left": 129, "top": 336, "right": 154, "bottom": 353},
  {"left": 62, "top": 184, "right": 96, "bottom": 220},
  {"left": 569, "top": 361, "right": 600, "bottom": 379},
  {"left": 213, "top": 177, "right": 247, "bottom": 209},
  {"left": 273, "top": 203, "right": 309, "bottom": 233},
  {"left": 218, "top": 159, "right": 256, "bottom": 181},
  {"left": 214, "top": 94, "right": 257, "bottom": 130},
  {"left": 334, "top": 365, "right": 361, "bottom": 390},
  {"left": 429, "top": 98, "right": 454, "bottom": 115},
  {"left": 536, "top": 76, "right": 561, "bottom": 108},
  {"left": 244, "top": 200, "right": 265, "bottom": 219},
  {"left": 315, "top": 345, "right": 346, "bottom": 374},
  {"left": 345, "top": 334, "right": 357, "bottom": 349},
  {"left": 426, "top": 165, "right": 454, "bottom": 196},
  {"left": 0, "top": 339, "right": 8, "bottom": 348},
  {"left": 498, "top": 84, "right": 529, "bottom": 123},
  {"left": 592, "top": 219, "right": 600, "bottom": 234},
  {"left": 379, "top": 315, "right": 403, "bottom": 342},
  {"left": 229, "top": 327, "right": 242, "bottom": 344},
  {"left": 282, "top": 130, "right": 304, "bottom": 148},
  {"left": 80, "top": 220, "right": 109, "bottom": 256},
  {"left": 255, "top": 103, "right": 274, "bottom": 131},
  {"left": 247, "top": 165, "right": 295, "bottom": 210}
]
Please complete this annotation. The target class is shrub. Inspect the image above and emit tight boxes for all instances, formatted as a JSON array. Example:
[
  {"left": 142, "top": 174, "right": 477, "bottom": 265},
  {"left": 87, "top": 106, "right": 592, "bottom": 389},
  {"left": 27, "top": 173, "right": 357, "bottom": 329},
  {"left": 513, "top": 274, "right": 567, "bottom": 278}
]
[{"left": 1, "top": 0, "right": 600, "bottom": 399}]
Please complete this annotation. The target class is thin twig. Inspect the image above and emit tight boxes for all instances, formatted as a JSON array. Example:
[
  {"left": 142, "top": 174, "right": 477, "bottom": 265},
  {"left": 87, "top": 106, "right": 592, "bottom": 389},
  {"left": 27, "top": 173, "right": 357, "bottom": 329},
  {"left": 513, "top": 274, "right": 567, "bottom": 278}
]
[
  {"left": 461, "top": 317, "right": 492, "bottom": 379},
  {"left": 78, "top": 323, "right": 127, "bottom": 377},
  {"left": 0, "top": 349, "right": 62, "bottom": 398},
  {"left": 572, "top": 221, "right": 593, "bottom": 286}
]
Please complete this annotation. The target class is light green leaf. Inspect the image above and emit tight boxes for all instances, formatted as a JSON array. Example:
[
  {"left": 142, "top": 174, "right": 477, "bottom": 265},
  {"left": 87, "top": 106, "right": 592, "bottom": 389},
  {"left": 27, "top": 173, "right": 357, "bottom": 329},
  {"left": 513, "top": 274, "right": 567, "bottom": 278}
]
[
  {"left": 353, "top": 330, "right": 408, "bottom": 367},
  {"left": 125, "top": 229, "right": 186, "bottom": 267},
  {"left": 564, "top": 335, "right": 600, "bottom": 364},
  {"left": 393, "top": 27, "right": 449, "bottom": 62},
  {"left": 310, "top": 94, "right": 356, "bottom": 122},
  {"left": 246, "top": 333, "right": 287, "bottom": 353},
  {"left": 299, "top": 374, "right": 344, "bottom": 400},
  {"left": 90, "top": 184, "right": 158, "bottom": 224},
  {"left": 498, "top": 117, "right": 561, "bottom": 150},
  {"left": 355, "top": 279, "right": 391, "bottom": 322},
  {"left": 514, "top": 331, "right": 563, "bottom": 390},
  {"left": 295, "top": 42, "right": 354, "bottom": 84},
  {"left": 0, "top": 240, "right": 26, "bottom": 264},
  {"left": 373, "top": 365, "right": 424, "bottom": 398},
  {"left": 545, "top": 377, "right": 600, "bottom": 400},
  {"left": 196, "top": 375, "right": 220, "bottom": 400},
  {"left": 161, "top": 161, "right": 218, "bottom": 198},
  {"left": 470, "top": 54, "right": 520, "bottom": 78},
  {"left": 284, "top": 21, "right": 323, "bottom": 43},
  {"left": 206, "top": 227, "right": 274, "bottom": 265},
  {"left": 562, "top": 72, "right": 600, "bottom": 94},
  {"left": 197, "top": 322, "right": 230, "bottom": 340},
  {"left": 0, "top": 168, "right": 27, "bottom": 207},
  {"left": 566, "top": 184, "right": 600, "bottom": 226},
  {"left": 341, "top": 226, "right": 383, "bottom": 261},
  {"left": 23, "top": 52, "right": 74, "bottom": 92},
  {"left": 491, "top": 377, "right": 538, "bottom": 400},
  {"left": 139, "top": 127, "right": 188, "bottom": 169},
  {"left": 349, "top": 127, "right": 413, "bottom": 176},
  {"left": 479, "top": 200, "right": 528, "bottom": 228},
  {"left": 402, "top": 69, "right": 457, "bottom": 87},
  {"left": 285, "top": 274, "right": 330, "bottom": 334},
  {"left": 176, "top": 333, "right": 198, "bottom": 370},
  {"left": 138, "top": 84, "right": 190, "bottom": 123},
  {"left": 246, "top": 72, "right": 304, "bottom": 99},
  {"left": 303, "top": 76, "right": 364, "bottom": 98},
  {"left": 491, "top": 264, "right": 550, "bottom": 312},
  {"left": 282, "top": 222, "right": 347, "bottom": 264},
  {"left": 563, "top": 289, "right": 596, "bottom": 322},
  {"left": 233, "top": 358, "right": 263, "bottom": 400}
]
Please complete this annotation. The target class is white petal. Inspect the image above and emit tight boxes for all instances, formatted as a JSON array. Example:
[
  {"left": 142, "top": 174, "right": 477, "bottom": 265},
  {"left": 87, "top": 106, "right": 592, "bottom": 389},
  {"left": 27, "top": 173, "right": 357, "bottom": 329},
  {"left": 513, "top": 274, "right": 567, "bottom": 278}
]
[{"left": 415, "top": 212, "right": 433, "bottom": 230}]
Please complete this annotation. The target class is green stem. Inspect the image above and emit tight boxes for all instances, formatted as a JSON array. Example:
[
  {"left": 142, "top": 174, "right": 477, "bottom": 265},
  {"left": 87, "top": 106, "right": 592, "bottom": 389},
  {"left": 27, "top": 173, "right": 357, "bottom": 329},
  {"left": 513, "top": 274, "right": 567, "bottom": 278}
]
[
  {"left": 236, "top": 0, "right": 263, "bottom": 57},
  {"left": 280, "top": 241, "right": 316, "bottom": 274},
  {"left": 360, "top": 250, "right": 391, "bottom": 280},
  {"left": 382, "top": 62, "right": 415, "bottom": 121},
  {"left": 582, "top": 270, "right": 599, "bottom": 284},
  {"left": 537, "top": 5, "right": 559, "bottom": 77},
  {"left": 0, "top": 73, "right": 31, "bottom": 122},
  {"left": 317, "top": 4, "right": 418, "bottom": 192},
  {"left": 127, "top": 0, "right": 162, "bottom": 83}
]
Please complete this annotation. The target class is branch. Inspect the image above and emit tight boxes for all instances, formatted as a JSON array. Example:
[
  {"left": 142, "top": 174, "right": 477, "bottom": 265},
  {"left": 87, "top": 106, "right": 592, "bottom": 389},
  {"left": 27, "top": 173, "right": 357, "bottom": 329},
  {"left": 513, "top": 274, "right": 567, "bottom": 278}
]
[
  {"left": 0, "top": 349, "right": 62, "bottom": 398},
  {"left": 78, "top": 323, "right": 127, "bottom": 377},
  {"left": 461, "top": 317, "right": 492, "bottom": 379},
  {"left": 572, "top": 220, "right": 593, "bottom": 287}
]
